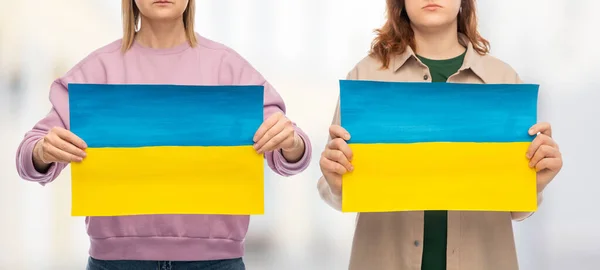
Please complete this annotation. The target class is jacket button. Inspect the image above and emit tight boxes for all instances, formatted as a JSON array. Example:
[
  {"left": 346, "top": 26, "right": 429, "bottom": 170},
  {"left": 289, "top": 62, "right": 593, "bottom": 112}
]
[
  {"left": 423, "top": 74, "right": 429, "bottom": 80},
  {"left": 414, "top": 240, "right": 420, "bottom": 247}
]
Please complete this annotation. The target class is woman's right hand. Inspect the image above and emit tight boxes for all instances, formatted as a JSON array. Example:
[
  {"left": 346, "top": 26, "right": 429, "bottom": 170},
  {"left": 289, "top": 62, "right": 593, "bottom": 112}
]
[
  {"left": 319, "top": 125, "right": 354, "bottom": 196},
  {"left": 33, "top": 127, "right": 88, "bottom": 168}
]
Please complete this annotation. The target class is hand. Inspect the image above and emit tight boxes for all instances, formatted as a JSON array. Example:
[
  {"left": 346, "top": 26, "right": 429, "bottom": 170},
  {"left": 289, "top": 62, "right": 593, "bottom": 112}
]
[
  {"left": 253, "top": 112, "right": 301, "bottom": 154},
  {"left": 34, "top": 127, "right": 87, "bottom": 165},
  {"left": 319, "top": 125, "right": 353, "bottom": 196},
  {"left": 526, "top": 122, "right": 563, "bottom": 193}
]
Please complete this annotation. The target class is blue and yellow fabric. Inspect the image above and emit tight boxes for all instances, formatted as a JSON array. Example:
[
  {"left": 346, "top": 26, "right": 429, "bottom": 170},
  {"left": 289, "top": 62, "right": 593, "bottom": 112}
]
[
  {"left": 339, "top": 80, "right": 539, "bottom": 213},
  {"left": 69, "top": 83, "right": 264, "bottom": 216}
]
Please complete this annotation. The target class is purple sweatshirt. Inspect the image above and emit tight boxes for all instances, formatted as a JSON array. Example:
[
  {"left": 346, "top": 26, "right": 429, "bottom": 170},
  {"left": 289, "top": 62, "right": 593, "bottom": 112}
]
[{"left": 15, "top": 33, "right": 312, "bottom": 261}]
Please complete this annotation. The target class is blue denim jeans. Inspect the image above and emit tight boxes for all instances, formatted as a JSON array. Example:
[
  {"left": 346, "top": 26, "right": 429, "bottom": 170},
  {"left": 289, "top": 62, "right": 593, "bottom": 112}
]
[{"left": 87, "top": 257, "right": 245, "bottom": 270}]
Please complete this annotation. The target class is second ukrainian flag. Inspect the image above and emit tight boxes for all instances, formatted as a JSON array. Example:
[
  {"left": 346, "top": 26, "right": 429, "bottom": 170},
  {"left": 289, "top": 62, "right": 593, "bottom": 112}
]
[{"left": 340, "top": 80, "right": 539, "bottom": 213}]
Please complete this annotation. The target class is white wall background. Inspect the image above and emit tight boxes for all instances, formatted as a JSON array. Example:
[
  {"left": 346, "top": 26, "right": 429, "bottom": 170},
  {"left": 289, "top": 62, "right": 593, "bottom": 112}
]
[{"left": 0, "top": 0, "right": 599, "bottom": 269}]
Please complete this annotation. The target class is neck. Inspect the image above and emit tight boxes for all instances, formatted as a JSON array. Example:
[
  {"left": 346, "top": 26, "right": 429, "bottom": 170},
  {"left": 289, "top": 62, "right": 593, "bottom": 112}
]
[
  {"left": 412, "top": 22, "right": 465, "bottom": 60},
  {"left": 136, "top": 17, "right": 188, "bottom": 49}
]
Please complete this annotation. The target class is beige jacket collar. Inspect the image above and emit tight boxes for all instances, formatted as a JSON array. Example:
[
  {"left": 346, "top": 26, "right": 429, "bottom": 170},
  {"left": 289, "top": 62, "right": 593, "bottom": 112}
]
[{"left": 391, "top": 34, "right": 487, "bottom": 82}]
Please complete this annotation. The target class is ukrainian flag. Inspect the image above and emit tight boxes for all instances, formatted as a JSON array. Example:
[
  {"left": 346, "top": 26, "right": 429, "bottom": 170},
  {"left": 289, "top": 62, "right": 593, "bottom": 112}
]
[
  {"left": 68, "top": 84, "right": 264, "bottom": 216},
  {"left": 340, "top": 80, "right": 539, "bottom": 213}
]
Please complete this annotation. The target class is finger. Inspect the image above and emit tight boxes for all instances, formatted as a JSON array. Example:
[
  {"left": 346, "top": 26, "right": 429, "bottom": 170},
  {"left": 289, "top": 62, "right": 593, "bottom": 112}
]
[
  {"left": 529, "top": 145, "right": 560, "bottom": 168},
  {"left": 329, "top": 125, "right": 350, "bottom": 140},
  {"left": 526, "top": 134, "right": 557, "bottom": 159},
  {"left": 257, "top": 127, "right": 294, "bottom": 153},
  {"left": 320, "top": 156, "right": 347, "bottom": 175},
  {"left": 45, "top": 143, "right": 83, "bottom": 162},
  {"left": 54, "top": 128, "right": 87, "bottom": 149},
  {"left": 253, "top": 112, "right": 282, "bottom": 142},
  {"left": 47, "top": 134, "right": 87, "bottom": 158},
  {"left": 535, "top": 158, "right": 563, "bottom": 172},
  {"left": 529, "top": 122, "right": 552, "bottom": 137},
  {"left": 324, "top": 149, "right": 353, "bottom": 172},
  {"left": 254, "top": 120, "right": 286, "bottom": 151},
  {"left": 328, "top": 138, "right": 353, "bottom": 161}
]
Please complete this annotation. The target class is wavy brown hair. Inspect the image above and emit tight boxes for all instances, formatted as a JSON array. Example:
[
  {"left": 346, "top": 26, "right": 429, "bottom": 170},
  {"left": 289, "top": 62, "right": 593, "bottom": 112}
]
[
  {"left": 121, "top": 0, "right": 197, "bottom": 52},
  {"left": 371, "top": 0, "right": 489, "bottom": 69}
]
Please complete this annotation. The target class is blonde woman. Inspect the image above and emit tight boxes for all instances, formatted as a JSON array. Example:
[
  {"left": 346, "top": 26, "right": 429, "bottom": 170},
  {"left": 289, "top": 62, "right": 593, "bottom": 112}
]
[
  {"left": 15, "top": 0, "right": 312, "bottom": 269},
  {"left": 318, "top": 0, "right": 563, "bottom": 269}
]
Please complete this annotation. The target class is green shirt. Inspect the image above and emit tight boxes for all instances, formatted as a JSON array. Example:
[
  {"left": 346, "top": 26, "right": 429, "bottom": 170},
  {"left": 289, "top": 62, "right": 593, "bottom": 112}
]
[{"left": 416, "top": 51, "right": 466, "bottom": 270}]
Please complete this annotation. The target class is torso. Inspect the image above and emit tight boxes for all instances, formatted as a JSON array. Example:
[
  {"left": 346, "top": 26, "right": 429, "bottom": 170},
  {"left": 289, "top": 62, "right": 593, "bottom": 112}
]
[{"left": 340, "top": 41, "right": 525, "bottom": 270}]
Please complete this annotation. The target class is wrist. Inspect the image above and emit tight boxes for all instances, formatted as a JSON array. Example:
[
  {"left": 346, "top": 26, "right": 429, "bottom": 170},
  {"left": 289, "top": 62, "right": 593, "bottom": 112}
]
[
  {"left": 282, "top": 133, "right": 303, "bottom": 152},
  {"left": 32, "top": 139, "right": 51, "bottom": 172},
  {"left": 281, "top": 133, "right": 305, "bottom": 163},
  {"left": 281, "top": 132, "right": 304, "bottom": 152}
]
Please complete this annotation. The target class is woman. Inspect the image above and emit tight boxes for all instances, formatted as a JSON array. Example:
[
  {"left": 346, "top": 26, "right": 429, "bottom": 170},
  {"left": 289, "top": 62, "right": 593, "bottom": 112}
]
[
  {"left": 318, "top": 0, "right": 563, "bottom": 270},
  {"left": 15, "top": 0, "right": 312, "bottom": 269}
]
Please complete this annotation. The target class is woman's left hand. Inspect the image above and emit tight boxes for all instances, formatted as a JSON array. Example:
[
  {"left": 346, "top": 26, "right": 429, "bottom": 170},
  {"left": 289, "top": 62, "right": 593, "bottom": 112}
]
[
  {"left": 253, "top": 112, "right": 301, "bottom": 154},
  {"left": 526, "top": 122, "right": 563, "bottom": 193}
]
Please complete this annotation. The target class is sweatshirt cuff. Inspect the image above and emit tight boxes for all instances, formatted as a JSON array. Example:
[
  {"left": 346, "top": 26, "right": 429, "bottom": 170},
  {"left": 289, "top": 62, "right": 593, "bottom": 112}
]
[
  {"left": 270, "top": 127, "right": 311, "bottom": 176},
  {"left": 17, "top": 137, "right": 58, "bottom": 184}
]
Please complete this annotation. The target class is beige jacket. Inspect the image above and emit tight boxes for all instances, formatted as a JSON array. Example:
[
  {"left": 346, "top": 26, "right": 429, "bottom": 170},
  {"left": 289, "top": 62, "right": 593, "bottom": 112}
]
[{"left": 318, "top": 39, "right": 544, "bottom": 270}]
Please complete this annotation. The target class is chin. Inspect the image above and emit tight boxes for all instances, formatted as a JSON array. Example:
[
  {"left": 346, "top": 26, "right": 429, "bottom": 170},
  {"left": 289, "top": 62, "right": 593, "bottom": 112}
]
[
  {"left": 148, "top": 12, "right": 181, "bottom": 21},
  {"left": 425, "top": 22, "right": 453, "bottom": 29},
  {"left": 416, "top": 18, "right": 455, "bottom": 30}
]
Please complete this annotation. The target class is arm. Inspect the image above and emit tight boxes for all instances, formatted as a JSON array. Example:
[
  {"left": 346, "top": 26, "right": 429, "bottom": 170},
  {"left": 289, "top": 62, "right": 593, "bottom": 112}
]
[
  {"left": 263, "top": 83, "right": 312, "bottom": 176},
  {"left": 317, "top": 67, "right": 358, "bottom": 211},
  {"left": 16, "top": 80, "right": 70, "bottom": 185},
  {"left": 317, "top": 100, "right": 343, "bottom": 211},
  {"left": 218, "top": 52, "right": 312, "bottom": 176},
  {"left": 510, "top": 71, "right": 546, "bottom": 221}
]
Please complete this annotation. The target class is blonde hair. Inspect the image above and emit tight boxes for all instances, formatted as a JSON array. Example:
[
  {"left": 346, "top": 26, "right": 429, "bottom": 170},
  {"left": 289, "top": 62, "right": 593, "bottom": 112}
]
[{"left": 121, "top": 0, "right": 198, "bottom": 52}]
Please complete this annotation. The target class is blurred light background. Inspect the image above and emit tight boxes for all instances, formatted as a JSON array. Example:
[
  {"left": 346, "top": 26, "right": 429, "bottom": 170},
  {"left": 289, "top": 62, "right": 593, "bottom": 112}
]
[{"left": 1, "top": 0, "right": 599, "bottom": 269}]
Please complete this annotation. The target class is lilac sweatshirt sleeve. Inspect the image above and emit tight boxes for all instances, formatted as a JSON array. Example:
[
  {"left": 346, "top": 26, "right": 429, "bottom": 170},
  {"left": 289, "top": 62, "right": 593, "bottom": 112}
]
[
  {"left": 15, "top": 80, "right": 71, "bottom": 184},
  {"left": 15, "top": 51, "right": 107, "bottom": 185},
  {"left": 218, "top": 51, "right": 312, "bottom": 176}
]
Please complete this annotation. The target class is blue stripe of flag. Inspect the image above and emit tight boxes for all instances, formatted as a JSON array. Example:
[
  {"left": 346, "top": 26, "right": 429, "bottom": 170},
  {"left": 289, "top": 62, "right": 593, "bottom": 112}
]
[
  {"left": 69, "top": 84, "right": 264, "bottom": 148},
  {"left": 340, "top": 80, "right": 539, "bottom": 144}
]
